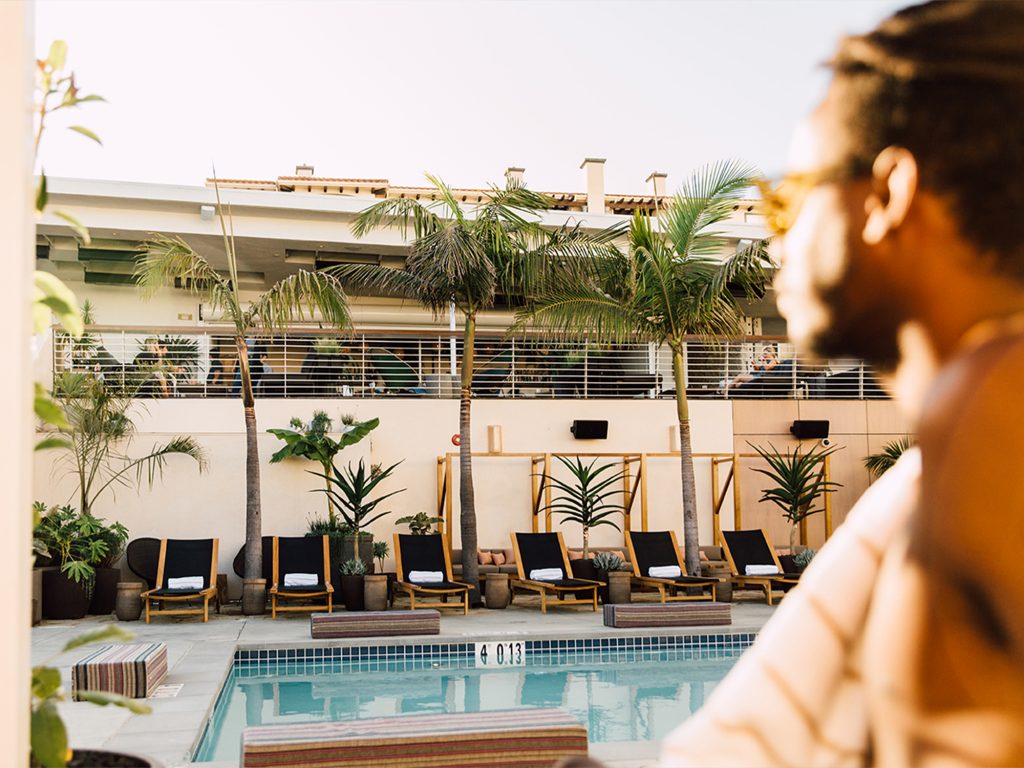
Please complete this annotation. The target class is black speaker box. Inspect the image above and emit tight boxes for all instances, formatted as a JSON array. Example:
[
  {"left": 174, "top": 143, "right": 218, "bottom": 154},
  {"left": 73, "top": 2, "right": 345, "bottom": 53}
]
[
  {"left": 790, "top": 420, "right": 830, "bottom": 440},
  {"left": 570, "top": 420, "right": 608, "bottom": 440}
]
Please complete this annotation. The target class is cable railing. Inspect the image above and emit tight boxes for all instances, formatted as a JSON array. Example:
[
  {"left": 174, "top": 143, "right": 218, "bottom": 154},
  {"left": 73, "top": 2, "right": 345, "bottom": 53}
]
[{"left": 50, "top": 326, "right": 887, "bottom": 400}]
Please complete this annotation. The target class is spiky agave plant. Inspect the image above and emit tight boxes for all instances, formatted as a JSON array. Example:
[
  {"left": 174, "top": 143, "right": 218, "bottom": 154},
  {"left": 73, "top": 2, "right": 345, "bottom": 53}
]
[
  {"left": 541, "top": 456, "right": 625, "bottom": 559},
  {"left": 864, "top": 436, "right": 915, "bottom": 479},
  {"left": 749, "top": 442, "right": 842, "bottom": 552}
]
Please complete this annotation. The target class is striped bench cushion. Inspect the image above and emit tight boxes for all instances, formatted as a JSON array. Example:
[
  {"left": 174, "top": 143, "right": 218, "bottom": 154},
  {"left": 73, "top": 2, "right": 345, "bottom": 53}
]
[
  {"left": 310, "top": 610, "right": 440, "bottom": 639},
  {"left": 72, "top": 642, "right": 168, "bottom": 700},
  {"left": 241, "top": 708, "right": 588, "bottom": 768},
  {"left": 603, "top": 602, "right": 732, "bottom": 628}
]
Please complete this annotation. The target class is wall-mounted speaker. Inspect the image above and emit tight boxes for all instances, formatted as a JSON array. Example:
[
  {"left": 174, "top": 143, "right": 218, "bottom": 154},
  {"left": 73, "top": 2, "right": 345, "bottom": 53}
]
[
  {"left": 571, "top": 420, "right": 608, "bottom": 440},
  {"left": 790, "top": 420, "right": 830, "bottom": 440}
]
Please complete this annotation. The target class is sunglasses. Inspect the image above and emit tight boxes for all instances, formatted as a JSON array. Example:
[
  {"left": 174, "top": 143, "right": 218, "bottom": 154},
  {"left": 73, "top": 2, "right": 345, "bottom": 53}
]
[{"left": 755, "top": 157, "right": 874, "bottom": 237}]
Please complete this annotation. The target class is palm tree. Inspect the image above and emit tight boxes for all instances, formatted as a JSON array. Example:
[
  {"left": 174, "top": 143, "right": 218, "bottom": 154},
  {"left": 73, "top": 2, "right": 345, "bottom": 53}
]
[
  {"left": 515, "top": 161, "right": 771, "bottom": 575},
  {"left": 335, "top": 175, "right": 609, "bottom": 599},
  {"left": 136, "top": 188, "right": 351, "bottom": 594}
]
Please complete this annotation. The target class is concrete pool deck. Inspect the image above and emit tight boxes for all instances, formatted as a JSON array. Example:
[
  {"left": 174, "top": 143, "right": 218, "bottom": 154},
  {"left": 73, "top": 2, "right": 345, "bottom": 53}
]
[{"left": 32, "top": 599, "right": 775, "bottom": 768}]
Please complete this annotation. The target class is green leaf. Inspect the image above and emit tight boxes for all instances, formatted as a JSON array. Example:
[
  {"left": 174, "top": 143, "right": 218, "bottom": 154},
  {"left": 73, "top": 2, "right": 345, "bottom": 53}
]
[
  {"left": 51, "top": 210, "right": 91, "bottom": 245},
  {"left": 34, "top": 271, "right": 83, "bottom": 336},
  {"left": 62, "top": 624, "right": 134, "bottom": 652},
  {"left": 67, "top": 125, "right": 102, "bottom": 146},
  {"left": 37, "top": 172, "right": 48, "bottom": 212},
  {"left": 31, "top": 700, "right": 69, "bottom": 768},
  {"left": 31, "top": 666, "right": 63, "bottom": 701},
  {"left": 74, "top": 690, "right": 152, "bottom": 714},
  {"left": 35, "top": 386, "right": 69, "bottom": 428},
  {"left": 47, "top": 40, "right": 68, "bottom": 71}
]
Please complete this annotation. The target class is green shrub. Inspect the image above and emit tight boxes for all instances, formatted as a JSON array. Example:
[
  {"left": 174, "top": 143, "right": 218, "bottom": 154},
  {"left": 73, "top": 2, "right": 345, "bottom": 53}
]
[
  {"left": 592, "top": 551, "right": 625, "bottom": 572},
  {"left": 339, "top": 558, "right": 367, "bottom": 576}
]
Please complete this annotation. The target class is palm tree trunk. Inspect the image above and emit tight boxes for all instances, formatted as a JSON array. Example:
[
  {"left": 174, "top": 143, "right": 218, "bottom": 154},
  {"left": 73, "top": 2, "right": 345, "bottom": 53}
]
[
  {"left": 673, "top": 348, "right": 700, "bottom": 576},
  {"left": 459, "top": 313, "right": 480, "bottom": 603},
  {"left": 236, "top": 335, "right": 263, "bottom": 583},
  {"left": 583, "top": 527, "right": 590, "bottom": 560}
]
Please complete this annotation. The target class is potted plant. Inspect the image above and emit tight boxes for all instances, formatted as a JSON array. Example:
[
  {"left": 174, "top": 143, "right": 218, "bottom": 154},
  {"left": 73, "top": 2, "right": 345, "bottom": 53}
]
[
  {"left": 339, "top": 558, "right": 367, "bottom": 611},
  {"left": 34, "top": 504, "right": 128, "bottom": 620},
  {"left": 593, "top": 551, "right": 631, "bottom": 604},
  {"left": 540, "top": 456, "right": 625, "bottom": 581},
  {"left": 269, "top": 412, "right": 379, "bottom": 567},
  {"left": 396, "top": 512, "right": 443, "bottom": 535},
  {"left": 372, "top": 540, "right": 396, "bottom": 607},
  {"left": 864, "top": 436, "right": 915, "bottom": 479},
  {"left": 312, "top": 458, "right": 404, "bottom": 574},
  {"left": 750, "top": 442, "right": 842, "bottom": 557}
]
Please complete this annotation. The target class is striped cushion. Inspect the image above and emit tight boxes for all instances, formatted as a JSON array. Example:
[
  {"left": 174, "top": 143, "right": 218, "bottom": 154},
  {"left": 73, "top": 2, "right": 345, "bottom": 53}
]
[
  {"left": 603, "top": 602, "right": 731, "bottom": 628},
  {"left": 241, "top": 708, "right": 588, "bottom": 768},
  {"left": 310, "top": 610, "right": 440, "bottom": 639},
  {"left": 72, "top": 642, "right": 168, "bottom": 700}
]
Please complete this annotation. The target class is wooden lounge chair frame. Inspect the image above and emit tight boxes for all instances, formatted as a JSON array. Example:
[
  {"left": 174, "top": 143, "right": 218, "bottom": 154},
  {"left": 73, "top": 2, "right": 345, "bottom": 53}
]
[
  {"left": 142, "top": 538, "right": 219, "bottom": 623},
  {"left": 720, "top": 528, "right": 796, "bottom": 606},
  {"left": 625, "top": 530, "right": 718, "bottom": 603},
  {"left": 510, "top": 531, "right": 601, "bottom": 613},
  {"left": 270, "top": 535, "right": 333, "bottom": 619},
  {"left": 393, "top": 533, "right": 471, "bottom": 614}
]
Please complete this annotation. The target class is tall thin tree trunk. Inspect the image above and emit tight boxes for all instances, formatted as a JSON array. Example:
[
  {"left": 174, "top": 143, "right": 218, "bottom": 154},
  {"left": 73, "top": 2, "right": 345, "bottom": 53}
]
[
  {"left": 237, "top": 335, "right": 263, "bottom": 583},
  {"left": 583, "top": 527, "right": 590, "bottom": 560},
  {"left": 459, "top": 313, "right": 480, "bottom": 603},
  {"left": 673, "top": 348, "right": 700, "bottom": 576}
]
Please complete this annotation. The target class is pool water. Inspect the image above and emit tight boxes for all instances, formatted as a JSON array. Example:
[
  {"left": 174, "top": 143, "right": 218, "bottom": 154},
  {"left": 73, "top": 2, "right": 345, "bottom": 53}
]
[{"left": 194, "top": 643, "right": 744, "bottom": 763}]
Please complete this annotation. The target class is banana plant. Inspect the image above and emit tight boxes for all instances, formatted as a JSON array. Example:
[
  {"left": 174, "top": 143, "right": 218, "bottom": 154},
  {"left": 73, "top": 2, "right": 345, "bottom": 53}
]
[
  {"left": 540, "top": 456, "right": 625, "bottom": 559},
  {"left": 749, "top": 442, "right": 842, "bottom": 552},
  {"left": 310, "top": 459, "right": 405, "bottom": 559}
]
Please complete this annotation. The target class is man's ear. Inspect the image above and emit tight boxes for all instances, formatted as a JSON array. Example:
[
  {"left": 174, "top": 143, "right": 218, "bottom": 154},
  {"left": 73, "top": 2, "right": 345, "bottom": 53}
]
[{"left": 863, "top": 146, "right": 918, "bottom": 245}]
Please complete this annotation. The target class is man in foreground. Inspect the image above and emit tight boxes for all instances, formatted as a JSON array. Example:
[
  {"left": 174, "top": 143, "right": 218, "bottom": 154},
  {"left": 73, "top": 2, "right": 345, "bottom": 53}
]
[{"left": 662, "top": 1, "right": 1024, "bottom": 765}]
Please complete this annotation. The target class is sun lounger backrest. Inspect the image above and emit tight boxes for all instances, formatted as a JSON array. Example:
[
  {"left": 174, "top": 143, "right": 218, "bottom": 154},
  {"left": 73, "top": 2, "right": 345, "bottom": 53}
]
[
  {"left": 396, "top": 534, "right": 450, "bottom": 580},
  {"left": 276, "top": 536, "right": 326, "bottom": 582},
  {"left": 628, "top": 531, "right": 681, "bottom": 575},
  {"left": 515, "top": 532, "right": 568, "bottom": 574},
  {"left": 722, "top": 529, "right": 776, "bottom": 575},
  {"left": 161, "top": 538, "right": 215, "bottom": 590},
  {"left": 232, "top": 537, "right": 274, "bottom": 581},
  {"left": 126, "top": 537, "right": 161, "bottom": 588}
]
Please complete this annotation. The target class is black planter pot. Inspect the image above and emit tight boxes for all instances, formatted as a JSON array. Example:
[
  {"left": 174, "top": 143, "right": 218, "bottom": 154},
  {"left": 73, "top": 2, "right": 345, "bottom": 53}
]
[
  {"left": 341, "top": 534, "right": 375, "bottom": 574},
  {"left": 89, "top": 567, "right": 121, "bottom": 615},
  {"left": 340, "top": 574, "right": 365, "bottom": 611},
  {"left": 42, "top": 568, "right": 91, "bottom": 620},
  {"left": 570, "top": 558, "right": 598, "bottom": 582},
  {"left": 69, "top": 748, "right": 161, "bottom": 767},
  {"left": 595, "top": 569, "right": 611, "bottom": 604}
]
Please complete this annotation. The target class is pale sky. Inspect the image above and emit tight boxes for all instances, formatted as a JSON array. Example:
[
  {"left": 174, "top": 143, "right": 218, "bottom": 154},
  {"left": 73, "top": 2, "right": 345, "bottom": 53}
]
[{"left": 36, "top": 0, "right": 906, "bottom": 196}]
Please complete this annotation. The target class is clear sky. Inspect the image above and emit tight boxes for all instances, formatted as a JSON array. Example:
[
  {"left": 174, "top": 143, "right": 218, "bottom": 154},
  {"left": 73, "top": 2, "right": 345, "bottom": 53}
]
[{"left": 36, "top": 0, "right": 906, "bottom": 195}]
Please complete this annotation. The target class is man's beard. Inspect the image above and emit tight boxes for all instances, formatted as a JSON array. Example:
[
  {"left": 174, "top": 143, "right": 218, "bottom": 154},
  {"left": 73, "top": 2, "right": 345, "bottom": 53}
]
[{"left": 805, "top": 279, "right": 904, "bottom": 372}]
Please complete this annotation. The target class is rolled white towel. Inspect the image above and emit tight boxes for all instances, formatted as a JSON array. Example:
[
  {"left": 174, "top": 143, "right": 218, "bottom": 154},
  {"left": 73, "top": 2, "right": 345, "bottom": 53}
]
[
  {"left": 529, "top": 568, "right": 564, "bottom": 582},
  {"left": 745, "top": 564, "right": 780, "bottom": 576},
  {"left": 283, "top": 572, "right": 318, "bottom": 587},
  {"left": 649, "top": 565, "right": 682, "bottom": 579},
  {"left": 408, "top": 570, "right": 444, "bottom": 583},
  {"left": 167, "top": 576, "right": 203, "bottom": 590}
]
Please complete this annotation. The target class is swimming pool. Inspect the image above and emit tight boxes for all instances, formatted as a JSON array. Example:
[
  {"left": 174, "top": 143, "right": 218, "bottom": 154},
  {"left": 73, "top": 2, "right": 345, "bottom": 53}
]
[{"left": 193, "top": 633, "right": 753, "bottom": 763}]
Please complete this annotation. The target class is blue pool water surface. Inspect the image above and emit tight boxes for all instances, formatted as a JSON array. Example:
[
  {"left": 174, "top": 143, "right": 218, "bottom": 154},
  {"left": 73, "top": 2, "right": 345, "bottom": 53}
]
[{"left": 194, "top": 639, "right": 748, "bottom": 763}]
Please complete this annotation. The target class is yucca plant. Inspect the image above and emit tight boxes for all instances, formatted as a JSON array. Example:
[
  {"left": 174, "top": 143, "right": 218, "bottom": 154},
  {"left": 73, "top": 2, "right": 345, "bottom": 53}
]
[
  {"left": 749, "top": 442, "right": 842, "bottom": 552},
  {"left": 864, "top": 436, "right": 915, "bottom": 478},
  {"left": 541, "top": 456, "right": 625, "bottom": 559},
  {"left": 310, "top": 459, "right": 405, "bottom": 559}
]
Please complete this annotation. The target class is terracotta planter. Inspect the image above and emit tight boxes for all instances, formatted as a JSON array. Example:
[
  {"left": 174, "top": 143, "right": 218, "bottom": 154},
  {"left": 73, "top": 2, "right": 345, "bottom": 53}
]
[
  {"left": 42, "top": 568, "right": 91, "bottom": 620},
  {"left": 68, "top": 748, "right": 162, "bottom": 766},
  {"left": 605, "top": 571, "right": 632, "bottom": 604},
  {"left": 484, "top": 573, "right": 511, "bottom": 609},
  {"left": 115, "top": 582, "right": 144, "bottom": 621},
  {"left": 89, "top": 567, "right": 121, "bottom": 615},
  {"left": 340, "top": 574, "right": 365, "bottom": 611},
  {"left": 242, "top": 578, "right": 267, "bottom": 615},
  {"left": 363, "top": 574, "right": 388, "bottom": 612}
]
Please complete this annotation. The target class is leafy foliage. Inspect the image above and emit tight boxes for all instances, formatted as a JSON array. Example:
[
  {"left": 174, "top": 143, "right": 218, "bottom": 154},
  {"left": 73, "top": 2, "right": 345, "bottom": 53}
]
[
  {"left": 593, "top": 551, "right": 625, "bottom": 572},
  {"left": 541, "top": 456, "right": 625, "bottom": 558},
  {"left": 864, "top": 436, "right": 915, "bottom": 478},
  {"left": 311, "top": 459, "right": 405, "bottom": 533},
  {"left": 794, "top": 547, "right": 817, "bottom": 570},
  {"left": 396, "top": 512, "right": 443, "bottom": 535},
  {"left": 749, "top": 442, "right": 842, "bottom": 536},
  {"left": 339, "top": 558, "right": 367, "bottom": 576},
  {"left": 33, "top": 504, "right": 128, "bottom": 584},
  {"left": 373, "top": 540, "right": 390, "bottom": 572}
]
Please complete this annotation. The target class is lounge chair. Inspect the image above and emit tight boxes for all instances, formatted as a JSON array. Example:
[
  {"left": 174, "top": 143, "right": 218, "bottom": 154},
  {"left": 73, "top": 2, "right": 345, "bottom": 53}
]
[
  {"left": 721, "top": 528, "right": 798, "bottom": 605},
  {"left": 126, "top": 537, "right": 161, "bottom": 589},
  {"left": 393, "top": 533, "right": 471, "bottom": 614},
  {"left": 368, "top": 349, "right": 427, "bottom": 395},
  {"left": 509, "top": 532, "right": 601, "bottom": 613},
  {"left": 270, "top": 536, "right": 334, "bottom": 619},
  {"left": 625, "top": 530, "right": 719, "bottom": 602},
  {"left": 141, "top": 538, "right": 219, "bottom": 623},
  {"left": 471, "top": 349, "right": 513, "bottom": 396}
]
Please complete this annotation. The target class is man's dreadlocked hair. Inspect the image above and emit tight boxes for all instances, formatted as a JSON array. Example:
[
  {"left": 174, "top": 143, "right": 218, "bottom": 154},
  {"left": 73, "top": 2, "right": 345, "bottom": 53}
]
[{"left": 830, "top": 0, "right": 1024, "bottom": 279}]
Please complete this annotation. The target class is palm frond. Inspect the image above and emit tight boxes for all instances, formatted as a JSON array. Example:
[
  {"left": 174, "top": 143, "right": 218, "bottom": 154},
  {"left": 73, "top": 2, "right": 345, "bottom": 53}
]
[
  {"left": 352, "top": 196, "right": 443, "bottom": 240},
  {"left": 407, "top": 223, "right": 496, "bottom": 313},
  {"left": 243, "top": 270, "right": 351, "bottom": 333},
  {"left": 324, "top": 262, "right": 423, "bottom": 299},
  {"left": 864, "top": 436, "right": 915, "bottom": 478},
  {"left": 136, "top": 235, "right": 236, "bottom": 319}
]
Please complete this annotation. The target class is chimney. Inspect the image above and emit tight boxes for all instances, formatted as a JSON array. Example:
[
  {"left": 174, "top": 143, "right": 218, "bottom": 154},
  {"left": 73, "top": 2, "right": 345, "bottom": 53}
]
[
  {"left": 505, "top": 166, "right": 525, "bottom": 187},
  {"left": 646, "top": 171, "right": 667, "bottom": 199},
  {"left": 580, "top": 158, "right": 606, "bottom": 214},
  {"left": 295, "top": 164, "right": 315, "bottom": 177}
]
